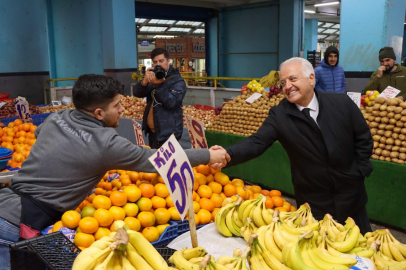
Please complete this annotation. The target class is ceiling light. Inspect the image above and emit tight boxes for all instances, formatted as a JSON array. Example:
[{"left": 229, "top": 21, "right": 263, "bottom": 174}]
[
  {"left": 315, "top": 1, "right": 339, "bottom": 7},
  {"left": 305, "top": 10, "right": 316, "bottom": 13}
]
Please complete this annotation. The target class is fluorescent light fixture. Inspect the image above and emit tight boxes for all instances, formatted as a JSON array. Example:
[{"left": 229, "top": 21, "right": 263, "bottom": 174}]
[
  {"left": 315, "top": 1, "right": 339, "bottom": 7},
  {"left": 305, "top": 10, "right": 316, "bottom": 13}
]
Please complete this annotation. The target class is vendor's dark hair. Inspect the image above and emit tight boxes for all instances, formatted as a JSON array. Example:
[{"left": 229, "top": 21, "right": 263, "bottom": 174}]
[
  {"left": 151, "top": 48, "right": 169, "bottom": 60},
  {"left": 72, "top": 74, "right": 121, "bottom": 111}
]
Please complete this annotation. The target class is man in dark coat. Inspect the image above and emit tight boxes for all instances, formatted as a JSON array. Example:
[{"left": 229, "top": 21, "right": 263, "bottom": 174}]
[
  {"left": 134, "top": 48, "right": 186, "bottom": 148},
  {"left": 217, "top": 57, "right": 373, "bottom": 233}
]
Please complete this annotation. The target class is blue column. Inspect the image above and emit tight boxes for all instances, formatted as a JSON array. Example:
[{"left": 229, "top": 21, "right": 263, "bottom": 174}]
[
  {"left": 279, "top": 0, "right": 305, "bottom": 65},
  {"left": 402, "top": 25, "right": 406, "bottom": 63},
  {"left": 304, "top": 19, "right": 318, "bottom": 59},
  {"left": 206, "top": 16, "right": 218, "bottom": 77},
  {"left": 340, "top": 0, "right": 406, "bottom": 71}
]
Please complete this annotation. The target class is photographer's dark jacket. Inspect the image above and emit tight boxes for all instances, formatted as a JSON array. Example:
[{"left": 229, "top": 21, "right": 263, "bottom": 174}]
[{"left": 134, "top": 66, "right": 186, "bottom": 142}]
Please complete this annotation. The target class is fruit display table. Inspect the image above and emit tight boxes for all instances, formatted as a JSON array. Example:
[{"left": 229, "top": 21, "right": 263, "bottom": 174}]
[{"left": 205, "top": 130, "right": 406, "bottom": 231}]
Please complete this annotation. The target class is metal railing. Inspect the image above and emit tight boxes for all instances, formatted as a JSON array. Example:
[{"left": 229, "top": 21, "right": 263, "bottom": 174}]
[{"left": 46, "top": 78, "right": 78, "bottom": 88}]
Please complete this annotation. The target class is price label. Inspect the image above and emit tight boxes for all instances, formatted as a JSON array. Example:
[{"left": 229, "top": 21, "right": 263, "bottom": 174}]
[
  {"left": 132, "top": 120, "right": 145, "bottom": 146},
  {"left": 245, "top": 93, "right": 262, "bottom": 104},
  {"left": 52, "top": 101, "right": 61, "bottom": 106},
  {"left": 347, "top": 92, "right": 361, "bottom": 108},
  {"left": 185, "top": 115, "right": 208, "bottom": 149},
  {"left": 379, "top": 86, "right": 401, "bottom": 99},
  {"left": 148, "top": 135, "right": 194, "bottom": 220},
  {"left": 14, "top": 97, "right": 32, "bottom": 122},
  {"left": 0, "top": 102, "right": 7, "bottom": 109}
]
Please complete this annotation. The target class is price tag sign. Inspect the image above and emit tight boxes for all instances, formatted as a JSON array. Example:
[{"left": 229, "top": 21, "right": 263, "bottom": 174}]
[
  {"left": 148, "top": 135, "right": 194, "bottom": 221},
  {"left": 52, "top": 101, "right": 61, "bottom": 106},
  {"left": 14, "top": 97, "right": 32, "bottom": 122},
  {"left": 185, "top": 115, "right": 208, "bottom": 149},
  {"left": 379, "top": 86, "right": 401, "bottom": 99},
  {"left": 245, "top": 92, "right": 262, "bottom": 104},
  {"left": 0, "top": 101, "right": 7, "bottom": 109},
  {"left": 132, "top": 120, "right": 145, "bottom": 146},
  {"left": 347, "top": 92, "right": 361, "bottom": 108}
]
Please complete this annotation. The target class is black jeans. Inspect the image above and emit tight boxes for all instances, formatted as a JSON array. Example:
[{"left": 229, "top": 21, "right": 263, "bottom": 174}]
[{"left": 148, "top": 132, "right": 162, "bottom": 149}]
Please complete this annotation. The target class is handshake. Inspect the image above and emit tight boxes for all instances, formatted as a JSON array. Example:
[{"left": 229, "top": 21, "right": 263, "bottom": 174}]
[{"left": 209, "top": 145, "right": 231, "bottom": 170}]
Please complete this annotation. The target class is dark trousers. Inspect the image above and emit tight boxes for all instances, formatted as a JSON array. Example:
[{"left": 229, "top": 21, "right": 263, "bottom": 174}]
[
  {"left": 350, "top": 207, "right": 372, "bottom": 235},
  {"left": 148, "top": 132, "right": 162, "bottom": 149}
]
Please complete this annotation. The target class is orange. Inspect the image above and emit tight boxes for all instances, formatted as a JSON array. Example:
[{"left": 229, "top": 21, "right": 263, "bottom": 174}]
[
  {"left": 168, "top": 207, "right": 181, "bottom": 221},
  {"left": 136, "top": 197, "right": 152, "bottom": 211},
  {"left": 236, "top": 187, "right": 249, "bottom": 200},
  {"left": 13, "top": 153, "right": 25, "bottom": 163},
  {"left": 223, "top": 184, "right": 237, "bottom": 197},
  {"left": 250, "top": 185, "right": 262, "bottom": 194},
  {"left": 193, "top": 201, "right": 200, "bottom": 214},
  {"left": 194, "top": 193, "right": 201, "bottom": 203},
  {"left": 21, "top": 123, "right": 30, "bottom": 132},
  {"left": 210, "top": 193, "right": 224, "bottom": 208},
  {"left": 142, "top": 227, "right": 160, "bottom": 242},
  {"left": 117, "top": 170, "right": 126, "bottom": 175},
  {"left": 143, "top": 173, "right": 157, "bottom": 181},
  {"left": 5, "top": 136, "right": 13, "bottom": 143},
  {"left": 199, "top": 198, "right": 215, "bottom": 212},
  {"left": 109, "top": 206, "right": 126, "bottom": 221},
  {"left": 210, "top": 167, "right": 221, "bottom": 175},
  {"left": 271, "top": 196, "right": 284, "bottom": 207},
  {"left": 212, "top": 208, "right": 220, "bottom": 221},
  {"left": 61, "top": 210, "right": 81, "bottom": 229},
  {"left": 195, "top": 173, "right": 207, "bottom": 185},
  {"left": 154, "top": 208, "right": 171, "bottom": 225},
  {"left": 88, "top": 194, "right": 96, "bottom": 203},
  {"left": 265, "top": 197, "right": 274, "bottom": 209},
  {"left": 197, "top": 209, "right": 212, "bottom": 225},
  {"left": 78, "top": 217, "right": 99, "bottom": 234},
  {"left": 121, "top": 178, "right": 132, "bottom": 186},
  {"left": 166, "top": 195, "right": 175, "bottom": 207},
  {"left": 52, "top": 220, "right": 66, "bottom": 232},
  {"left": 197, "top": 185, "right": 212, "bottom": 199},
  {"left": 139, "top": 183, "right": 155, "bottom": 198},
  {"left": 231, "top": 179, "right": 245, "bottom": 187},
  {"left": 253, "top": 193, "right": 261, "bottom": 199},
  {"left": 74, "top": 232, "right": 95, "bottom": 248},
  {"left": 275, "top": 207, "right": 288, "bottom": 212},
  {"left": 94, "top": 227, "right": 111, "bottom": 240},
  {"left": 261, "top": 190, "right": 270, "bottom": 197},
  {"left": 128, "top": 171, "right": 139, "bottom": 182},
  {"left": 110, "top": 190, "right": 128, "bottom": 206},
  {"left": 193, "top": 180, "right": 199, "bottom": 191},
  {"left": 81, "top": 206, "right": 96, "bottom": 218},
  {"left": 93, "top": 209, "right": 114, "bottom": 227},
  {"left": 104, "top": 182, "right": 113, "bottom": 191},
  {"left": 155, "top": 183, "right": 169, "bottom": 198},
  {"left": 214, "top": 172, "right": 230, "bottom": 185},
  {"left": 156, "top": 175, "right": 165, "bottom": 184},
  {"left": 205, "top": 174, "right": 214, "bottom": 184},
  {"left": 219, "top": 193, "right": 226, "bottom": 200},
  {"left": 14, "top": 119, "right": 23, "bottom": 126},
  {"left": 94, "top": 188, "right": 104, "bottom": 195},
  {"left": 0, "top": 129, "right": 3, "bottom": 137},
  {"left": 123, "top": 203, "right": 139, "bottom": 217},
  {"left": 124, "top": 217, "right": 141, "bottom": 231},
  {"left": 269, "top": 190, "right": 282, "bottom": 197},
  {"left": 138, "top": 211, "right": 156, "bottom": 227},
  {"left": 123, "top": 186, "right": 141, "bottom": 202},
  {"left": 6, "top": 130, "right": 15, "bottom": 137},
  {"left": 156, "top": 224, "right": 170, "bottom": 235},
  {"left": 282, "top": 202, "right": 291, "bottom": 212},
  {"left": 151, "top": 196, "right": 166, "bottom": 209},
  {"left": 92, "top": 195, "right": 112, "bottom": 210},
  {"left": 208, "top": 181, "right": 222, "bottom": 194},
  {"left": 196, "top": 165, "right": 211, "bottom": 176},
  {"left": 290, "top": 206, "right": 297, "bottom": 212},
  {"left": 7, "top": 123, "right": 14, "bottom": 128},
  {"left": 30, "top": 125, "right": 37, "bottom": 133}
]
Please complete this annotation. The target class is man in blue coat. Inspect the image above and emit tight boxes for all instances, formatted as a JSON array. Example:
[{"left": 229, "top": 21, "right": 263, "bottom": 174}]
[{"left": 315, "top": 46, "right": 346, "bottom": 93}]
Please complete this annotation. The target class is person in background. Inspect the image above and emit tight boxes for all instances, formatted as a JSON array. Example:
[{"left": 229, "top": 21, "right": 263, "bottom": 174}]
[
  {"left": 365, "top": 46, "right": 406, "bottom": 100},
  {"left": 314, "top": 46, "right": 346, "bottom": 93},
  {"left": 134, "top": 48, "right": 186, "bottom": 149}
]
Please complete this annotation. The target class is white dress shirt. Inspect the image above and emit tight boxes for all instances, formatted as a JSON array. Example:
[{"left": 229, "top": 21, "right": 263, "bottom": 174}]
[{"left": 295, "top": 93, "right": 320, "bottom": 126}]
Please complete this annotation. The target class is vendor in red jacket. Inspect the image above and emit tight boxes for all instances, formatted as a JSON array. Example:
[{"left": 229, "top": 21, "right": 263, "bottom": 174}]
[{"left": 212, "top": 57, "right": 373, "bottom": 234}]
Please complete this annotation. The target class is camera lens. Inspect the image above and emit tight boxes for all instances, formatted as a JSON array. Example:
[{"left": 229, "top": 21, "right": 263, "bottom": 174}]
[{"left": 153, "top": 65, "right": 165, "bottom": 80}]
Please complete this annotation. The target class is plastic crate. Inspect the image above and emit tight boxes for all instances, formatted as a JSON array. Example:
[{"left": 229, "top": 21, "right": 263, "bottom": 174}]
[
  {"left": 151, "top": 221, "right": 178, "bottom": 247},
  {"left": 1, "top": 113, "right": 52, "bottom": 126},
  {"left": 174, "top": 219, "right": 208, "bottom": 235},
  {"left": 155, "top": 244, "right": 177, "bottom": 262},
  {"left": 9, "top": 231, "right": 80, "bottom": 270}
]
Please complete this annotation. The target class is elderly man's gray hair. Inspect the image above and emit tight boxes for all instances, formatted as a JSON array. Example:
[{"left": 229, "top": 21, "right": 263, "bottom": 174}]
[{"left": 280, "top": 57, "right": 314, "bottom": 78}]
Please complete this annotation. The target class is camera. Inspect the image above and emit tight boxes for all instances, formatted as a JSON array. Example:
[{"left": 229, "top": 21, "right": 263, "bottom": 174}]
[{"left": 152, "top": 65, "right": 166, "bottom": 80}]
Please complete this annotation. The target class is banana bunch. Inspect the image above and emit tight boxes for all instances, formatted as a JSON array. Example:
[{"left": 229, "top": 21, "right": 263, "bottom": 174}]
[
  {"left": 215, "top": 197, "right": 243, "bottom": 237},
  {"left": 240, "top": 217, "right": 259, "bottom": 242},
  {"left": 248, "top": 234, "right": 292, "bottom": 270},
  {"left": 238, "top": 195, "right": 274, "bottom": 228},
  {"left": 371, "top": 242, "right": 406, "bottom": 270},
  {"left": 365, "top": 229, "right": 406, "bottom": 262},
  {"left": 324, "top": 217, "right": 362, "bottom": 254},
  {"left": 171, "top": 249, "right": 229, "bottom": 270},
  {"left": 282, "top": 230, "right": 358, "bottom": 270},
  {"left": 279, "top": 203, "right": 318, "bottom": 227},
  {"left": 319, "top": 214, "right": 345, "bottom": 242},
  {"left": 215, "top": 247, "right": 250, "bottom": 270},
  {"left": 72, "top": 227, "right": 169, "bottom": 270},
  {"left": 259, "top": 71, "right": 280, "bottom": 88}
]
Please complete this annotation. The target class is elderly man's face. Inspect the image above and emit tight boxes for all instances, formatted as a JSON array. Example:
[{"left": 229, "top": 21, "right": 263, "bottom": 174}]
[{"left": 280, "top": 62, "right": 315, "bottom": 107}]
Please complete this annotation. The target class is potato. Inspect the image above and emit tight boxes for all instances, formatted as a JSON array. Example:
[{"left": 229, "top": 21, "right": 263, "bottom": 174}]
[
  {"left": 390, "top": 152, "right": 400, "bottom": 158},
  {"left": 363, "top": 113, "right": 370, "bottom": 120},
  {"left": 401, "top": 116, "right": 406, "bottom": 122},
  {"left": 385, "top": 157, "right": 392, "bottom": 162},
  {"left": 392, "top": 133, "right": 399, "bottom": 139},
  {"left": 394, "top": 127, "right": 402, "bottom": 133},
  {"left": 399, "top": 134, "right": 406, "bottom": 140},
  {"left": 373, "top": 141, "right": 379, "bottom": 148},
  {"left": 397, "top": 121, "right": 404, "bottom": 127},
  {"left": 384, "top": 131, "right": 393, "bottom": 137},
  {"left": 367, "top": 116, "right": 375, "bottom": 122},
  {"left": 381, "top": 117, "right": 389, "bottom": 124},
  {"left": 394, "top": 114, "right": 402, "bottom": 120},
  {"left": 381, "top": 137, "right": 388, "bottom": 144},
  {"left": 375, "top": 97, "right": 386, "bottom": 104},
  {"left": 400, "top": 102, "right": 406, "bottom": 109},
  {"left": 397, "top": 160, "right": 405, "bottom": 164},
  {"left": 382, "top": 150, "right": 391, "bottom": 157},
  {"left": 377, "top": 130, "right": 385, "bottom": 136},
  {"left": 392, "top": 146, "right": 400, "bottom": 152},
  {"left": 402, "top": 109, "right": 406, "bottom": 116},
  {"left": 366, "top": 107, "right": 373, "bottom": 113},
  {"left": 369, "top": 122, "right": 378, "bottom": 128},
  {"left": 373, "top": 103, "right": 382, "bottom": 110},
  {"left": 395, "top": 107, "right": 403, "bottom": 114},
  {"left": 400, "top": 147, "right": 406, "bottom": 153},
  {"left": 389, "top": 118, "right": 397, "bottom": 125},
  {"left": 372, "top": 111, "right": 380, "bottom": 117},
  {"left": 361, "top": 109, "right": 366, "bottom": 114},
  {"left": 386, "top": 98, "right": 399, "bottom": 106},
  {"left": 379, "top": 143, "right": 386, "bottom": 149},
  {"left": 402, "top": 128, "right": 406, "bottom": 134},
  {"left": 375, "top": 117, "right": 382, "bottom": 123},
  {"left": 385, "top": 145, "right": 393, "bottom": 150},
  {"left": 386, "top": 138, "right": 394, "bottom": 145},
  {"left": 392, "top": 158, "right": 399, "bottom": 163},
  {"left": 379, "top": 156, "right": 385, "bottom": 161},
  {"left": 387, "top": 106, "right": 396, "bottom": 112},
  {"left": 375, "top": 148, "right": 383, "bottom": 155},
  {"left": 380, "top": 111, "right": 388, "bottom": 117},
  {"left": 399, "top": 153, "right": 406, "bottom": 160},
  {"left": 387, "top": 112, "right": 395, "bottom": 118},
  {"left": 378, "top": 123, "right": 387, "bottom": 130},
  {"left": 372, "top": 135, "right": 381, "bottom": 141},
  {"left": 371, "top": 154, "right": 380, "bottom": 160},
  {"left": 380, "top": 104, "right": 388, "bottom": 111},
  {"left": 370, "top": 128, "right": 377, "bottom": 135},
  {"left": 385, "top": 125, "right": 395, "bottom": 130},
  {"left": 395, "top": 139, "right": 402, "bottom": 146}
]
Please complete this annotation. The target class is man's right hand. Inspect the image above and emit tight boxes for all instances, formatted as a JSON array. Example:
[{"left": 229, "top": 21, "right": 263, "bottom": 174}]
[
  {"left": 141, "top": 68, "right": 155, "bottom": 85},
  {"left": 376, "top": 66, "right": 386, "bottom": 78},
  {"left": 209, "top": 145, "right": 231, "bottom": 169}
]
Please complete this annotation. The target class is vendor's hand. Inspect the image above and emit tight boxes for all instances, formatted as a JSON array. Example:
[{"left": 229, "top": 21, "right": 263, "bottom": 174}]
[
  {"left": 210, "top": 163, "right": 225, "bottom": 171},
  {"left": 209, "top": 145, "right": 231, "bottom": 168},
  {"left": 397, "top": 96, "right": 404, "bottom": 101},
  {"left": 377, "top": 66, "right": 386, "bottom": 78}
]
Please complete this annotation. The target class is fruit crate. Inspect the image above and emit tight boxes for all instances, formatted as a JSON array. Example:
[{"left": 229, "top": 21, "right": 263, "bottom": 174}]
[
  {"left": 9, "top": 231, "right": 80, "bottom": 270},
  {"left": 155, "top": 244, "right": 177, "bottom": 261},
  {"left": 1, "top": 113, "right": 52, "bottom": 126},
  {"left": 175, "top": 220, "right": 208, "bottom": 235},
  {"left": 151, "top": 221, "right": 178, "bottom": 247}
]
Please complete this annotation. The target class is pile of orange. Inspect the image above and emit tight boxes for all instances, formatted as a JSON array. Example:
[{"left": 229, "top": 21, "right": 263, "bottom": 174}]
[
  {"left": 53, "top": 165, "right": 291, "bottom": 248},
  {"left": 0, "top": 119, "right": 37, "bottom": 170}
]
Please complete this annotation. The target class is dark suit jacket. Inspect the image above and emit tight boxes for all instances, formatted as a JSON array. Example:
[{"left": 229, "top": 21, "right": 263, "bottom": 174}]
[{"left": 225, "top": 90, "right": 373, "bottom": 221}]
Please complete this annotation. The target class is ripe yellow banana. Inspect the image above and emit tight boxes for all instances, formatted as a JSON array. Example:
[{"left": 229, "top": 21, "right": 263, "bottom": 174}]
[
  {"left": 305, "top": 244, "right": 349, "bottom": 270},
  {"left": 172, "top": 249, "right": 200, "bottom": 270},
  {"left": 280, "top": 220, "right": 319, "bottom": 235},
  {"left": 215, "top": 204, "right": 235, "bottom": 237},
  {"left": 183, "top": 247, "right": 208, "bottom": 260},
  {"left": 122, "top": 255, "right": 136, "bottom": 270},
  {"left": 126, "top": 250, "right": 154, "bottom": 270},
  {"left": 252, "top": 202, "right": 267, "bottom": 227},
  {"left": 325, "top": 225, "right": 360, "bottom": 252},
  {"left": 380, "top": 234, "right": 395, "bottom": 260},
  {"left": 90, "top": 236, "right": 115, "bottom": 250},
  {"left": 72, "top": 247, "right": 111, "bottom": 270},
  {"left": 311, "top": 239, "right": 357, "bottom": 267},
  {"left": 238, "top": 197, "right": 259, "bottom": 220},
  {"left": 233, "top": 209, "right": 244, "bottom": 227},
  {"left": 264, "top": 230, "right": 283, "bottom": 262},
  {"left": 216, "top": 255, "right": 236, "bottom": 265},
  {"left": 93, "top": 250, "right": 115, "bottom": 270},
  {"left": 226, "top": 208, "right": 242, "bottom": 237},
  {"left": 388, "top": 232, "right": 406, "bottom": 258},
  {"left": 385, "top": 235, "right": 405, "bottom": 262}
]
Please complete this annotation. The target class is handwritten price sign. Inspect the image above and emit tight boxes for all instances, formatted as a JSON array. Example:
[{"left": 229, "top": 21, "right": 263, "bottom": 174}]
[
  {"left": 347, "top": 92, "right": 361, "bottom": 108},
  {"left": 132, "top": 120, "right": 145, "bottom": 146},
  {"left": 185, "top": 115, "right": 208, "bottom": 149},
  {"left": 379, "top": 86, "right": 401, "bottom": 99},
  {"left": 148, "top": 135, "right": 194, "bottom": 220},
  {"left": 14, "top": 97, "right": 32, "bottom": 122}
]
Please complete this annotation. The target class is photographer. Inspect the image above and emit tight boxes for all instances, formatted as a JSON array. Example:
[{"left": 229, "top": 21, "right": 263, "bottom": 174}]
[{"left": 134, "top": 48, "right": 186, "bottom": 148}]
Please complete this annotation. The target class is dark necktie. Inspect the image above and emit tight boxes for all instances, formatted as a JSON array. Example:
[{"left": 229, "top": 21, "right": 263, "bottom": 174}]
[{"left": 302, "top": 108, "right": 321, "bottom": 133}]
